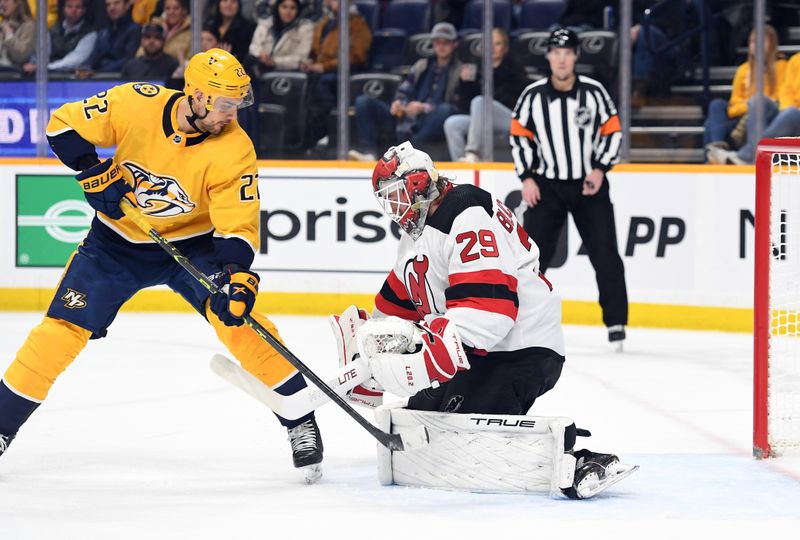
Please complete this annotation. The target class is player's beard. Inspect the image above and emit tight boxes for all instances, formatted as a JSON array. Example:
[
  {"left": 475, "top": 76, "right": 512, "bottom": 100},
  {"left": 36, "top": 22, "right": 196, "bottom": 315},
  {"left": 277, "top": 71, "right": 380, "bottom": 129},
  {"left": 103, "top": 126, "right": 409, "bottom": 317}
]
[{"left": 197, "top": 116, "right": 231, "bottom": 135}]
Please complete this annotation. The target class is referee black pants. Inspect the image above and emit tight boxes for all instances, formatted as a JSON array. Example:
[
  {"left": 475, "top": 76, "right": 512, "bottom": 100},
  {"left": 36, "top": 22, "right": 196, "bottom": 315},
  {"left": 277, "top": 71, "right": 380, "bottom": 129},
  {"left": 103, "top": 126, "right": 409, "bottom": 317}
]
[{"left": 522, "top": 176, "right": 628, "bottom": 327}]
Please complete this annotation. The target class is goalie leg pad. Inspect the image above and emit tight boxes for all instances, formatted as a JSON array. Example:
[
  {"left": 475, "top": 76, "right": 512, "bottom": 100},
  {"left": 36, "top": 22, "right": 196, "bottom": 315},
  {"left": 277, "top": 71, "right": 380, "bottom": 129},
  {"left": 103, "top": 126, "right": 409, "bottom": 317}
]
[
  {"left": 328, "top": 305, "right": 383, "bottom": 408},
  {"left": 375, "top": 403, "right": 577, "bottom": 496}
]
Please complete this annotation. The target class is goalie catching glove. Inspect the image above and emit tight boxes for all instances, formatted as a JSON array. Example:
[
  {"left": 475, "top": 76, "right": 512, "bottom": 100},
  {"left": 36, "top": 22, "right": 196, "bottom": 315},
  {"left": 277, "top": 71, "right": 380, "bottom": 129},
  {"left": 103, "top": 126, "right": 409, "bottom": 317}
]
[
  {"left": 329, "top": 305, "right": 384, "bottom": 409},
  {"left": 356, "top": 316, "right": 470, "bottom": 398},
  {"left": 209, "top": 265, "right": 260, "bottom": 326},
  {"left": 75, "top": 158, "right": 133, "bottom": 220}
]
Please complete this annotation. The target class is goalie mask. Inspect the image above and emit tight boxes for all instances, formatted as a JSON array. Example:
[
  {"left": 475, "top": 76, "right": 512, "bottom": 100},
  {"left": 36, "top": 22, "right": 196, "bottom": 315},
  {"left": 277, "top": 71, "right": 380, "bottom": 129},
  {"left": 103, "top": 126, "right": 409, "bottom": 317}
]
[{"left": 371, "top": 142, "right": 441, "bottom": 240}]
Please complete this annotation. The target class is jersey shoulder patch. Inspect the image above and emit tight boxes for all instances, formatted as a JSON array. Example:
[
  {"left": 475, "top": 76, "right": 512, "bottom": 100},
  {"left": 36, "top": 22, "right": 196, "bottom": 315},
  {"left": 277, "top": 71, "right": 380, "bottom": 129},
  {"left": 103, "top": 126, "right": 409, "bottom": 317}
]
[
  {"left": 130, "top": 82, "right": 162, "bottom": 97},
  {"left": 427, "top": 184, "right": 493, "bottom": 234}
]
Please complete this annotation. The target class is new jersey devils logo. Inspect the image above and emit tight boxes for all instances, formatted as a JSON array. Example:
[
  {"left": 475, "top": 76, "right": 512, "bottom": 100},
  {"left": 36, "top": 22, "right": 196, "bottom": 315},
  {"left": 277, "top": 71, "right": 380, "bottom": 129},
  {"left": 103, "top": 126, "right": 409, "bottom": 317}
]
[
  {"left": 123, "top": 162, "right": 196, "bottom": 217},
  {"left": 404, "top": 255, "right": 439, "bottom": 317}
]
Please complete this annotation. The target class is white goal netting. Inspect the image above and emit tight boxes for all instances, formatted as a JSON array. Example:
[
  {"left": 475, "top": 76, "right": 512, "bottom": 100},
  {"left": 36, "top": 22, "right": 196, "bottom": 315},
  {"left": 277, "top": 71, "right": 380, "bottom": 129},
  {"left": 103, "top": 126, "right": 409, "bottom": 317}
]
[{"left": 765, "top": 151, "right": 800, "bottom": 453}]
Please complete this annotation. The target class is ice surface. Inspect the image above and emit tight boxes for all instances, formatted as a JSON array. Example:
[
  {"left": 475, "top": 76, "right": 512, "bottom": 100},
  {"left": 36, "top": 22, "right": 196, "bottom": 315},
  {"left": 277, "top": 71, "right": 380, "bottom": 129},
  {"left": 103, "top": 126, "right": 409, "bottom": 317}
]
[{"left": 1, "top": 312, "right": 798, "bottom": 539}]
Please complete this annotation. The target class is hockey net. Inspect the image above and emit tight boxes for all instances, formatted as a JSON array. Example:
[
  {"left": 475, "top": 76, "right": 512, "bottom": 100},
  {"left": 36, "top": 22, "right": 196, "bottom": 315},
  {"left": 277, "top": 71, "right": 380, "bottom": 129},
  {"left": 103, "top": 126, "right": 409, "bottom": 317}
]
[{"left": 754, "top": 138, "right": 800, "bottom": 458}]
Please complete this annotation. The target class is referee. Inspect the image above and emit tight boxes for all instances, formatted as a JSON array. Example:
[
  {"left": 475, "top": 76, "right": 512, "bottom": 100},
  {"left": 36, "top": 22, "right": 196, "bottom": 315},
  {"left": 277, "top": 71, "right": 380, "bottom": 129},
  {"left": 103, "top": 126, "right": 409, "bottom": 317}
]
[{"left": 510, "top": 28, "right": 628, "bottom": 346}]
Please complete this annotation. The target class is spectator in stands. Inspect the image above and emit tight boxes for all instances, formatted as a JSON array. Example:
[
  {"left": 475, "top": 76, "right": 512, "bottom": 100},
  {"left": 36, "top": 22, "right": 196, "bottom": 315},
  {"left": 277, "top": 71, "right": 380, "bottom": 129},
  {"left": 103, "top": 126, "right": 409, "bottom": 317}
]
[
  {"left": 23, "top": 0, "right": 97, "bottom": 74},
  {"left": 443, "top": 27, "right": 528, "bottom": 162},
  {"left": 143, "top": 0, "right": 191, "bottom": 64},
  {"left": 168, "top": 26, "right": 223, "bottom": 79},
  {"left": 348, "top": 22, "right": 461, "bottom": 162},
  {"left": 557, "top": 0, "right": 683, "bottom": 104},
  {"left": 247, "top": 0, "right": 313, "bottom": 76},
  {"left": 710, "top": 52, "right": 800, "bottom": 165},
  {"left": 84, "top": 0, "right": 140, "bottom": 75},
  {"left": 301, "top": 0, "right": 371, "bottom": 149},
  {"left": 201, "top": 25, "right": 222, "bottom": 51},
  {"left": 204, "top": 0, "right": 255, "bottom": 62},
  {"left": 433, "top": 0, "right": 467, "bottom": 27},
  {"left": 705, "top": 25, "right": 786, "bottom": 163},
  {"left": 0, "top": 0, "right": 35, "bottom": 73},
  {"left": 121, "top": 21, "right": 178, "bottom": 80}
]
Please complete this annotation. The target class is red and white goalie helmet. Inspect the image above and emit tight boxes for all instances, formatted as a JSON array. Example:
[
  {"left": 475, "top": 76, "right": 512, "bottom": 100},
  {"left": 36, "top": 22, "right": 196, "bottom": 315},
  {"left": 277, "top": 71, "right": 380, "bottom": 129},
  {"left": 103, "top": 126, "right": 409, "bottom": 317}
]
[{"left": 371, "top": 141, "right": 440, "bottom": 240}]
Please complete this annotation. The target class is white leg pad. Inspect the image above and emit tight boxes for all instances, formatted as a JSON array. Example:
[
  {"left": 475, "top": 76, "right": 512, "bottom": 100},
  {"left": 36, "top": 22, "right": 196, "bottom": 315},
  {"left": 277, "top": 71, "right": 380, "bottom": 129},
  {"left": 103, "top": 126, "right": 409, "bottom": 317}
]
[{"left": 375, "top": 403, "right": 577, "bottom": 497}]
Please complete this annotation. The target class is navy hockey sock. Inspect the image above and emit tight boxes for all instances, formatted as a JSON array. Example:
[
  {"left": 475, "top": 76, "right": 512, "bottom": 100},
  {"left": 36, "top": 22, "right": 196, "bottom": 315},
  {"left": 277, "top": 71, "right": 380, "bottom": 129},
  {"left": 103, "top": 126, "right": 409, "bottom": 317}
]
[{"left": 0, "top": 380, "right": 40, "bottom": 436}]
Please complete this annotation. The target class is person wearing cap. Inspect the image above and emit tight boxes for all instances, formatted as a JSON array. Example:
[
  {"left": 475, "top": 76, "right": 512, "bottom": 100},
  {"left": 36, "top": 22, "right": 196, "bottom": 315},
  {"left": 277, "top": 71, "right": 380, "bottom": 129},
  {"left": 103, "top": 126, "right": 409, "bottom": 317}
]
[
  {"left": 121, "top": 22, "right": 179, "bottom": 80},
  {"left": 510, "top": 27, "right": 629, "bottom": 348},
  {"left": 85, "top": 0, "right": 141, "bottom": 75},
  {"left": 0, "top": 49, "right": 326, "bottom": 484},
  {"left": 348, "top": 21, "right": 462, "bottom": 162}
]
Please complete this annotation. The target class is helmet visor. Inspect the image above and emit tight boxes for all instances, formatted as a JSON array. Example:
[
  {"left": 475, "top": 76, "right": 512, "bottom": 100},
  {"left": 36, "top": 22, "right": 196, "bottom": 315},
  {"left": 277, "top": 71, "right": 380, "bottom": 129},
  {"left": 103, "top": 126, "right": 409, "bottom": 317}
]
[{"left": 212, "top": 86, "right": 255, "bottom": 112}]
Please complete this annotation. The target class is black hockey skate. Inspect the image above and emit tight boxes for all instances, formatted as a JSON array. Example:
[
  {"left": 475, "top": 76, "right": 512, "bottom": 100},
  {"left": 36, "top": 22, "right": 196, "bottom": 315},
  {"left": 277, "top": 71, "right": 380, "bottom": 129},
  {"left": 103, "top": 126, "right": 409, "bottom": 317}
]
[
  {"left": 563, "top": 449, "right": 638, "bottom": 500},
  {"left": 608, "top": 325, "right": 626, "bottom": 352},
  {"left": 0, "top": 434, "right": 13, "bottom": 457},
  {"left": 287, "top": 418, "right": 323, "bottom": 484}
]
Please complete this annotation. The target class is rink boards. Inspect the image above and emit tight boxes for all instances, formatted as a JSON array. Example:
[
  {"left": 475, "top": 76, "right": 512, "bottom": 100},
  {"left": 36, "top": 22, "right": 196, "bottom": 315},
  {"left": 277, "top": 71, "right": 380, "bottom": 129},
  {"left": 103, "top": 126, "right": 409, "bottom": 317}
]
[{"left": 0, "top": 159, "right": 756, "bottom": 331}]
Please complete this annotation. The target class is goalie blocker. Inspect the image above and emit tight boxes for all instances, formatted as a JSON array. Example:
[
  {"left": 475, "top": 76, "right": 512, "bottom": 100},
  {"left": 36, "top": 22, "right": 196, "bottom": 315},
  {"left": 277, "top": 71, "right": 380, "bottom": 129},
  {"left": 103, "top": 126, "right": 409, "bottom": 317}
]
[{"left": 375, "top": 403, "right": 638, "bottom": 499}]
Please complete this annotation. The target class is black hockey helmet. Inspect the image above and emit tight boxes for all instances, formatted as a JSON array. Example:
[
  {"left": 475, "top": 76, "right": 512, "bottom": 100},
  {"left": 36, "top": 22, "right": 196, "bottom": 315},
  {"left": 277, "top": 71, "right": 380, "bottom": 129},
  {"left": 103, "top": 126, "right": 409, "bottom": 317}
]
[{"left": 548, "top": 28, "right": 579, "bottom": 53}]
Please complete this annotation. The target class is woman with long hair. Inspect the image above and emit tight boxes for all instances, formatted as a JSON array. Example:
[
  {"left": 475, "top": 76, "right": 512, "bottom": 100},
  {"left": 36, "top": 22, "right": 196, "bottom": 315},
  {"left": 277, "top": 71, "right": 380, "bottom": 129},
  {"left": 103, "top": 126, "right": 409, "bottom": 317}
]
[
  {"left": 247, "top": 0, "right": 312, "bottom": 75},
  {"left": 204, "top": 0, "right": 254, "bottom": 62},
  {"left": 0, "top": 0, "right": 35, "bottom": 71},
  {"left": 705, "top": 25, "right": 787, "bottom": 162}
]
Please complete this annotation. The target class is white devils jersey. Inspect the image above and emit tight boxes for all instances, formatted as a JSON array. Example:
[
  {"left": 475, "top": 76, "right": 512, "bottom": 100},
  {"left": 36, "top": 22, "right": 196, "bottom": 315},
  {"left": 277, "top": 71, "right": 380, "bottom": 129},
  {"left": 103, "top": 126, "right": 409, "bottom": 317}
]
[{"left": 375, "top": 184, "right": 565, "bottom": 356}]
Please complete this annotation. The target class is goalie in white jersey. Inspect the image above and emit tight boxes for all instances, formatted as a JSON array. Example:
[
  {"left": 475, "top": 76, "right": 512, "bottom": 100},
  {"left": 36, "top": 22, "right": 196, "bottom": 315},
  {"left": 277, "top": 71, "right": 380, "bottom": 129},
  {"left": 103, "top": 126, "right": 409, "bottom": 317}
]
[{"left": 330, "top": 142, "right": 637, "bottom": 498}]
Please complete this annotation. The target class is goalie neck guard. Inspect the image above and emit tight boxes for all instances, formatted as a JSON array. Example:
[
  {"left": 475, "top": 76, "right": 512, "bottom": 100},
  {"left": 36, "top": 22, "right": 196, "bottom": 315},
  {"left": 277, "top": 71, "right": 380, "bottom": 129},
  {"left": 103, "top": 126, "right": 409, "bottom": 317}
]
[
  {"left": 184, "top": 48, "right": 254, "bottom": 113},
  {"left": 371, "top": 142, "right": 442, "bottom": 240}
]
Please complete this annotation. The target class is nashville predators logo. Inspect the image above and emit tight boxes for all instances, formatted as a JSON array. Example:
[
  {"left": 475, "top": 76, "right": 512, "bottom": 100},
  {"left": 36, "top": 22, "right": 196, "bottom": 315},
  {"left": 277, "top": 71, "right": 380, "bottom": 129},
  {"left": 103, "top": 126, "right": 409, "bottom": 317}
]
[
  {"left": 123, "top": 162, "right": 196, "bottom": 217},
  {"left": 132, "top": 83, "right": 160, "bottom": 97},
  {"left": 61, "top": 288, "right": 87, "bottom": 309}
]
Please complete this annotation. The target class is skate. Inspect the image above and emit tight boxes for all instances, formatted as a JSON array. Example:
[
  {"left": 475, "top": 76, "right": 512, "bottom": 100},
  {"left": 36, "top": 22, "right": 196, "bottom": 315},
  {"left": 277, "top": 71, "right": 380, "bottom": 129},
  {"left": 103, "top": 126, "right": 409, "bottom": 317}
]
[
  {"left": 608, "top": 325, "right": 625, "bottom": 352},
  {"left": 563, "top": 449, "right": 638, "bottom": 499},
  {"left": 0, "top": 434, "right": 13, "bottom": 457},
  {"left": 287, "top": 418, "right": 323, "bottom": 484}
]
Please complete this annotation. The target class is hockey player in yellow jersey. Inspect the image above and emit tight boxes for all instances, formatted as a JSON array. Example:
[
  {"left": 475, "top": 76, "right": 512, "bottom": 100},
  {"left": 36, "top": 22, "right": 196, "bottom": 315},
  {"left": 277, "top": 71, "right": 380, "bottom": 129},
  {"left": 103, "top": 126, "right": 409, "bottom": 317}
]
[{"left": 0, "top": 49, "right": 324, "bottom": 482}]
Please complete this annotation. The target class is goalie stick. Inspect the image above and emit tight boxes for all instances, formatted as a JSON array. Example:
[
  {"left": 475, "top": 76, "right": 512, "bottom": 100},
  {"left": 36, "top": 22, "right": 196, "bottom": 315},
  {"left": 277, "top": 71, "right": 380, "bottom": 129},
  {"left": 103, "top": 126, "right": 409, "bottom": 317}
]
[
  {"left": 119, "top": 198, "right": 428, "bottom": 452},
  {"left": 210, "top": 353, "right": 371, "bottom": 420}
]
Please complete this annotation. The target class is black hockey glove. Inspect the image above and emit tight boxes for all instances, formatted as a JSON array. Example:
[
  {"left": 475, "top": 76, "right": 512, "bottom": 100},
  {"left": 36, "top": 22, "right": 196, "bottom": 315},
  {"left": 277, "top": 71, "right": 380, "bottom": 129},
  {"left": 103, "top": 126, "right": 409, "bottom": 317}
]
[
  {"left": 75, "top": 159, "right": 132, "bottom": 220},
  {"left": 210, "top": 265, "right": 260, "bottom": 326}
]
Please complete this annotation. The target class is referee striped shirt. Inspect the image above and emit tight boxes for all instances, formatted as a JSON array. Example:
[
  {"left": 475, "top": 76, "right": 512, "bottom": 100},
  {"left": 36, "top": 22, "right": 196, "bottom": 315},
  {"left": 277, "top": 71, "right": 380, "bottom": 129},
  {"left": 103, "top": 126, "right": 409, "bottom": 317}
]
[{"left": 510, "top": 75, "right": 622, "bottom": 182}]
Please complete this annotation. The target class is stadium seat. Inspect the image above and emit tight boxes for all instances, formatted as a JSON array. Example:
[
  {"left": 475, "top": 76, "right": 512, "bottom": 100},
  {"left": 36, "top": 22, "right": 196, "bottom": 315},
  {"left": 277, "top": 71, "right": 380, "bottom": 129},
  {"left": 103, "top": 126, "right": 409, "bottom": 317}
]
[
  {"left": 354, "top": 0, "right": 380, "bottom": 33},
  {"left": 518, "top": 0, "right": 565, "bottom": 31},
  {"left": 511, "top": 31, "right": 551, "bottom": 74},
  {"left": 576, "top": 30, "right": 618, "bottom": 89},
  {"left": 458, "top": 33, "right": 483, "bottom": 65},
  {"left": 382, "top": 0, "right": 431, "bottom": 35},
  {"left": 258, "top": 72, "right": 309, "bottom": 152},
  {"left": 350, "top": 72, "right": 403, "bottom": 105},
  {"left": 462, "top": 0, "right": 512, "bottom": 32},
  {"left": 370, "top": 29, "right": 408, "bottom": 71}
]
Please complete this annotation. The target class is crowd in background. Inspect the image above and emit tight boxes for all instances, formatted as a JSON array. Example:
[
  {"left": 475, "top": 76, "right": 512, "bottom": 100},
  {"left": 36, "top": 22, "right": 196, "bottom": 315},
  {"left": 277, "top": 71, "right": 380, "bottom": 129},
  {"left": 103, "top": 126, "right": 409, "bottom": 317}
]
[{"left": 2, "top": 0, "right": 800, "bottom": 162}]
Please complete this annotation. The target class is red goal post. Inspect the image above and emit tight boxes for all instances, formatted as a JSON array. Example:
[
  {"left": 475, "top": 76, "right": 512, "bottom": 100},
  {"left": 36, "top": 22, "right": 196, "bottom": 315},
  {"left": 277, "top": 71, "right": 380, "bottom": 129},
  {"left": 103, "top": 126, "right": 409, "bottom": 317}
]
[{"left": 754, "top": 138, "right": 800, "bottom": 458}]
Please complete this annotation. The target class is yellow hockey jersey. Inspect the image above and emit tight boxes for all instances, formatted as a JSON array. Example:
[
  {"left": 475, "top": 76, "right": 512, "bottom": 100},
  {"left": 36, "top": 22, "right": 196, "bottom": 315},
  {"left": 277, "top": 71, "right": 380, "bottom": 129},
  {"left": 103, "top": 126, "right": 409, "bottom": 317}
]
[{"left": 46, "top": 82, "right": 260, "bottom": 264}]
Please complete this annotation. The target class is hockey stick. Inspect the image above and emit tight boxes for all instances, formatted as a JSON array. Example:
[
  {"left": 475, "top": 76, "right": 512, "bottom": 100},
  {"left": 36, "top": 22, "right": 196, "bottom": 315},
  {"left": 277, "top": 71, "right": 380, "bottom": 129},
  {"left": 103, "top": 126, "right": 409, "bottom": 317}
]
[
  {"left": 210, "top": 353, "right": 372, "bottom": 420},
  {"left": 119, "top": 197, "right": 427, "bottom": 451}
]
